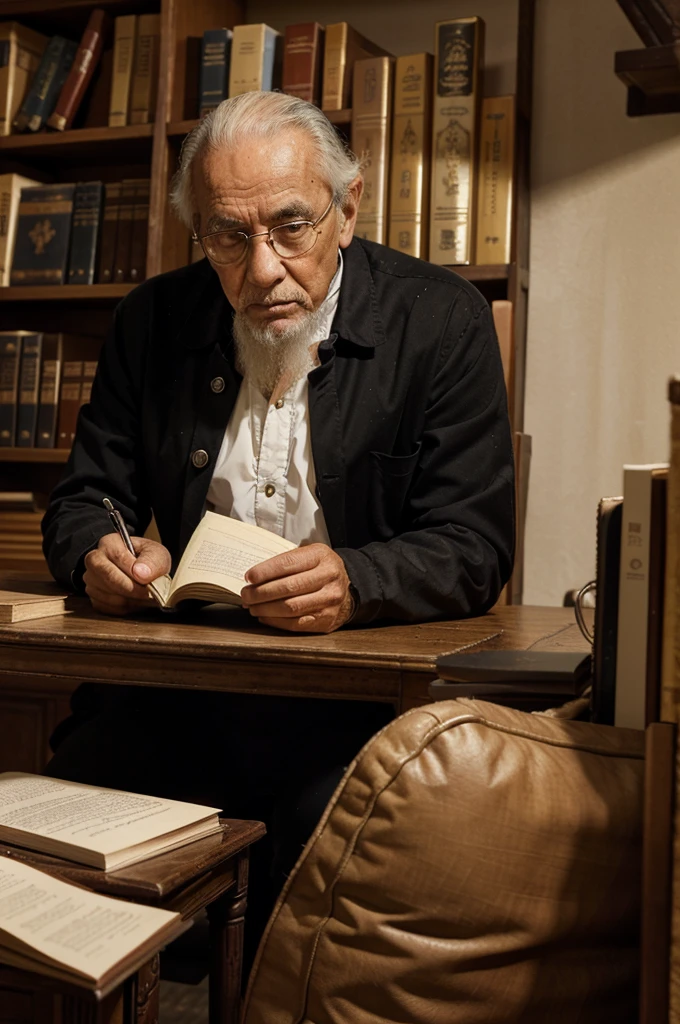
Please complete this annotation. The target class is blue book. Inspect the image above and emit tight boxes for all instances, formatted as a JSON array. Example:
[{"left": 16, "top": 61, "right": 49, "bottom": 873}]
[
  {"left": 14, "top": 36, "right": 77, "bottom": 132},
  {"left": 199, "top": 28, "right": 233, "bottom": 116}
]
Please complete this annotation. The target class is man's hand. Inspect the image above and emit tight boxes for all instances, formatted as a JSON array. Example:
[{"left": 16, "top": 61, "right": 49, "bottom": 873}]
[
  {"left": 240, "top": 543, "right": 354, "bottom": 633},
  {"left": 83, "top": 534, "right": 171, "bottom": 617}
]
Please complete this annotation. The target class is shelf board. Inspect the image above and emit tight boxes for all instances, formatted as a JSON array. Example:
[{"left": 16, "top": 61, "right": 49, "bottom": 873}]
[
  {"left": 0, "top": 0, "right": 148, "bottom": 17},
  {"left": 0, "top": 123, "right": 154, "bottom": 160},
  {"left": 616, "top": 43, "right": 680, "bottom": 114},
  {"left": 445, "top": 264, "right": 511, "bottom": 282},
  {"left": 167, "top": 107, "right": 352, "bottom": 139},
  {"left": 0, "top": 448, "right": 68, "bottom": 463},
  {"left": 0, "top": 284, "right": 134, "bottom": 302}
]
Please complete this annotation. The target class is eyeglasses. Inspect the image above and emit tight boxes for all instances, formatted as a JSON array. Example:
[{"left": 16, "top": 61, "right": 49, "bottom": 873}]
[{"left": 193, "top": 198, "right": 335, "bottom": 266}]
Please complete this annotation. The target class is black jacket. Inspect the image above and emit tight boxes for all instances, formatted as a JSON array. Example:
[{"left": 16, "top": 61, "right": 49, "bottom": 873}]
[{"left": 42, "top": 237, "right": 515, "bottom": 624}]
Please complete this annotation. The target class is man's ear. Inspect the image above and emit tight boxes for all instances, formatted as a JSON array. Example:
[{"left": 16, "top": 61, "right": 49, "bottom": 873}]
[{"left": 338, "top": 175, "right": 364, "bottom": 249}]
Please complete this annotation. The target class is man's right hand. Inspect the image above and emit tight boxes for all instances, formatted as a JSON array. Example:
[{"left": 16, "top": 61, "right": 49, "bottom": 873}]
[{"left": 83, "top": 534, "right": 172, "bottom": 617}]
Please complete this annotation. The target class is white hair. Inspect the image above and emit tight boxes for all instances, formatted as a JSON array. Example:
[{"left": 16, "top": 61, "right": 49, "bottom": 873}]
[{"left": 170, "top": 91, "right": 361, "bottom": 229}]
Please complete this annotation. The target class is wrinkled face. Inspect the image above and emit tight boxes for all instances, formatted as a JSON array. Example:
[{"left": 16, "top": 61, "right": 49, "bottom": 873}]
[{"left": 192, "top": 130, "right": 360, "bottom": 336}]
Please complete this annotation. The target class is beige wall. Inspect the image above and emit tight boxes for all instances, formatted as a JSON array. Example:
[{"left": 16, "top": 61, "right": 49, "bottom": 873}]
[{"left": 524, "top": 0, "right": 680, "bottom": 604}]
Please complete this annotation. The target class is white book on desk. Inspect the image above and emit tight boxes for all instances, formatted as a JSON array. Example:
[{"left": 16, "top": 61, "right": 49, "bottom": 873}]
[{"left": 614, "top": 463, "right": 668, "bottom": 729}]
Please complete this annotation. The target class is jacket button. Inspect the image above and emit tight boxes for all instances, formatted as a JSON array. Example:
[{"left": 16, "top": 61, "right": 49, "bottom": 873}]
[
  {"left": 191, "top": 449, "right": 209, "bottom": 469},
  {"left": 210, "top": 376, "right": 225, "bottom": 393},
  {"left": 264, "top": 483, "right": 276, "bottom": 498},
  {"left": 274, "top": 398, "right": 284, "bottom": 409}
]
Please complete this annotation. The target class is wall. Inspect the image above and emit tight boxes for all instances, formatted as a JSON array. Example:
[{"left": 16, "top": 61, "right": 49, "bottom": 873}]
[{"left": 524, "top": 1, "right": 680, "bottom": 604}]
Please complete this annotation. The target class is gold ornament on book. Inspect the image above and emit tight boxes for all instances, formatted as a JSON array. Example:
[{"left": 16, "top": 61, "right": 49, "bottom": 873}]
[{"left": 28, "top": 219, "right": 56, "bottom": 255}]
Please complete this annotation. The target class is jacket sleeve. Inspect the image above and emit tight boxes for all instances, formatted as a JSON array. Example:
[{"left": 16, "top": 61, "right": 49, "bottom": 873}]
[
  {"left": 338, "top": 300, "right": 515, "bottom": 624},
  {"left": 41, "top": 296, "right": 152, "bottom": 591}
]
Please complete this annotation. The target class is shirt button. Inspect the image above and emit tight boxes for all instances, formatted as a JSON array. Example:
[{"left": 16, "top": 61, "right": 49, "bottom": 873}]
[
  {"left": 210, "top": 376, "right": 225, "bottom": 393},
  {"left": 275, "top": 398, "right": 284, "bottom": 409},
  {"left": 191, "top": 449, "right": 209, "bottom": 469},
  {"left": 264, "top": 483, "right": 276, "bottom": 498}
]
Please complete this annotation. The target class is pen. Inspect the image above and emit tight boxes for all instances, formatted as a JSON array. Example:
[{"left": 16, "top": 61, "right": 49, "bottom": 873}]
[{"left": 103, "top": 497, "right": 136, "bottom": 557}]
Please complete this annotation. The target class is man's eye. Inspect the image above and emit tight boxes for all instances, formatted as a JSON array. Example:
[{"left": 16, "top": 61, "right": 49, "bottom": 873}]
[{"left": 280, "top": 222, "right": 306, "bottom": 236}]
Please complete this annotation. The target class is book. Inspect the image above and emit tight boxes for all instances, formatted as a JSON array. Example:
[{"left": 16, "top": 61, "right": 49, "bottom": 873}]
[
  {"left": 81, "top": 46, "right": 113, "bottom": 127},
  {"left": 0, "top": 856, "right": 186, "bottom": 995},
  {"left": 615, "top": 463, "right": 669, "bottom": 729},
  {"left": 129, "top": 13, "right": 160, "bottom": 125},
  {"left": 148, "top": 510, "right": 296, "bottom": 610},
  {"left": 661, "top": 378, "right": 680, "bottom": 726},
  {"left": 617, "top": 0, "right": 665, "bottom": 45},
  {"left": 352, "top": 56, "right": 394, "bottom": 244},
  {"left": 15, "top": 331, "right": 42, "bottom": 447},
  {"left": 66, "top": 181, "right": 103, "bottom": 285},
  {"left": 228, "top": 24, "right": 282, "bottom": 97},
  {"left": 476, "top": 95, "right": 515, "bottom": 265},
  {"left": 592, "top": 497, "right": 623, "bottom": 725},
  {"left": 387, "top": 52, "right": 433, "bottom": 260},
  {"left": 96, "top": 180, "right": 121, "bottom": 283},
  {"left": 0, "top": 772, "right": 222, "bottom": 870},
  {"left": 56, "top": 339, "right": 98, "bottom": 449},
  {"left": 0, "top": 172, "right": 41, "bottom": 285},
  {"left": 198, "top": 28, "right": 233, "bottom": 116},
  {"left": 432, "top": 651, "right": 592, "bottom": 703},
  {"left": 0, "top": 22, "right": 47, "bottom": 136},
  {"left": 429, "top": 17, "right": 485, "bottom": 266},
  {"left": 112, "top": 178, "right": 137, "bottom": 282},
  {"left": 0, "top": 588, "right": 66, "bottom": 623},
  {"left": 47, "top": 8, "right": 106, "bottom": 131},
  {"left": 491, "top": 299, "right": 514, "bottom": 408},
  {"left": 10, "top": 183, "right": 75, "bottom": 286},
  {"left": 129, "top": 179, "right": 150, "bottom": 283},
  {"left": 109, "top": 14, "right": 136, "bottom": 127},
  {"left": 321, "top": 23, "right": 391, "bottom": 111},
  {"left": 35, "top": 333, "right": 63, "bottom": 447},
  {"left": 282, "top": 23, "right": 324, "bottom": 105},
  {"left": 646, "top": 469, "right": 668, "bottom": 724},
  {"left": 13, "top": 35, "right": 77, "bottom": 133},
  {"left": 0, "top": 332, "right": 22, "bottom": 446}
]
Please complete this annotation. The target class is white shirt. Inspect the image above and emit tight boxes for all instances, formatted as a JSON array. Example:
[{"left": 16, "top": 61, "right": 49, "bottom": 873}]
[{"left": 205, "top": 254, "right": 343, "bottom": 546}]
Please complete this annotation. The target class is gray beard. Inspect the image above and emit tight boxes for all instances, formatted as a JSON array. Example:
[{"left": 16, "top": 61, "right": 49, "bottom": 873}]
[{"left": 232, "top": 305, "right": 326, "bottom": 398}]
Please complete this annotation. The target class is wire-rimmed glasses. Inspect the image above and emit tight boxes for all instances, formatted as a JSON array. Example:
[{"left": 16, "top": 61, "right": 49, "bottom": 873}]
[{"left": 193, "top": 197, "right": 335, "bottom": 266}]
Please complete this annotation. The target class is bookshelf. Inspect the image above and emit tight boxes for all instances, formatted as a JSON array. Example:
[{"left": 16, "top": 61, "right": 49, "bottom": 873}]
[{"left": 0, "top": 0, "right": 534, "bottom": 586}]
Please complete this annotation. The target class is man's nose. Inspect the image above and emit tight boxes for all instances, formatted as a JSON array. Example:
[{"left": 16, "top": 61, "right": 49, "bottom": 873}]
[{"left": 245, "top": 235, "right": 286, "bottom": 290}]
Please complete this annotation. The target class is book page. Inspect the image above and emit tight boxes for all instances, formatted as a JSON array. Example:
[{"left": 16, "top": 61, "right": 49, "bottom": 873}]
[
  {"left": 0, "top": 856, "right": 179, "bottom": 982},
  {"left": 170, "top": 510, "right": 296, "bottom": 599},
  {"left": 0, "top": 773, "right": 220, "bottom": 859}
]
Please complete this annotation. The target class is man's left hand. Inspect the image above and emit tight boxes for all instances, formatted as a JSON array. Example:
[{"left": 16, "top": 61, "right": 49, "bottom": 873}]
[{"left": 240, "top": 543, "right": 354, "bottom": 633}]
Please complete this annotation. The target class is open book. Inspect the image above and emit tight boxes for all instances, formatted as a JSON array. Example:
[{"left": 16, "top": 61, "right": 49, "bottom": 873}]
[
  {"left": 148, "top": 510, "right": 296, "bottom": 609},
  {"left": 0, "top": 773, "right": 222, "bottom": 871},
  {"left": 0, "top": 856, "right": 187, "bottom": 996}
]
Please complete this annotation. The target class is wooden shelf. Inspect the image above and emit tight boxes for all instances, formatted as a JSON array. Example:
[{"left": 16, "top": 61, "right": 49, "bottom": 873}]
[
  {"left": 0, "top": 449, "right": 68, "bottom": 463},
  {"left": 616, "top": 43, "right": 680, "bottom": 115},
  {"left": 167, "top": 108, "right": 352, "bottom": 139},
  {"left": 0, "top": 123, "right": 154, "bottom": 160},
  {"left": 445, "top": 264, "right": 511, "bottom": 282},
  {"left": 0, "top": 0, "right": 152, "bottom": 17},
  {"left": 0, "top": 284, "right": 134, "bottom": 302}
]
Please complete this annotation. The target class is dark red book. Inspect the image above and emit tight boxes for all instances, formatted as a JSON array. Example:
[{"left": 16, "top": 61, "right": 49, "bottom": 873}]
[
  {"left": 282, "top": 23, "right": 324, "bottom": 104},
  {"left": 47, "top": 9, "right": 107, "bottom": 131}
]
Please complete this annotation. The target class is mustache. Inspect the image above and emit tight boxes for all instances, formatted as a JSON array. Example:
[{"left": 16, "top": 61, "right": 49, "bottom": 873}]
[{"left": 238, "top": 289, "right": 310, "bottom": 310}]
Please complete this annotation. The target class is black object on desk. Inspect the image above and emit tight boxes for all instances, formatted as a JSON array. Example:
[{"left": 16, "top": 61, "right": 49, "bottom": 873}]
[{"left": 429, "top": 650, "right": 592, "bottom": 708}]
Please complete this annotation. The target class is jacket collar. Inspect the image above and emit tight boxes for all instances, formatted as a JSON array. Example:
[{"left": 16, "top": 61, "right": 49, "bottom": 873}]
[{"left": 175, "top": 236, "right": 387, "bottom": 353}]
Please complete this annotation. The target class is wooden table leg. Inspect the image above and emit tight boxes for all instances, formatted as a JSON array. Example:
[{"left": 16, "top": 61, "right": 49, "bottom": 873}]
[
  {"left": 130, "top": 956, "right": 160, "bottom": 1024},
  {"left": 207, "top": 851, "right": 250, "bottom": 1024}
]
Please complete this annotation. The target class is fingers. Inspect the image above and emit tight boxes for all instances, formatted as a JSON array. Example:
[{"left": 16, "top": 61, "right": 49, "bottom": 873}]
[
  {"left": 241, "top": 565, "right": 329, "bottom": 608},
  {"left": 243, "top": 584, "right": 341, "bottom": 620},
  {"left": 84, "top": 532, "right": 171, "bottom": 616},
  {"left": 129, "top": 537, "right": 172, "bottom": 584},
  {"left": 244, "top": 544, "right": 325, "bottom": 587}
]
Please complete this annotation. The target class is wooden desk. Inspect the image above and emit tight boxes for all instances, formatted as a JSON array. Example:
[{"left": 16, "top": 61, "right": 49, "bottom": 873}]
[{"left": 0, "top": 592, "right": 589, "bottom": 775}]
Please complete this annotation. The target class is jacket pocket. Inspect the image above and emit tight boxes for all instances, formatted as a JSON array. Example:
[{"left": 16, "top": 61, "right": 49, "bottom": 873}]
[{"left": 368, "top": 442, "right": 422, "bottom": 538}]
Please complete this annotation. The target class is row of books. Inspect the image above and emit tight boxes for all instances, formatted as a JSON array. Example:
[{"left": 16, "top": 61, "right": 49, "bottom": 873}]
[
  {"left": 0, "top": 11, "right": 159, "bottom": 136},
  {"left": 0, "top": 494, "right": 45, "bottom": 572},
  {"left": 0, "top": 331, "right": 99, "bottom": 448},
  {"left": 1, "top": 176, "right": 149, "bottom": 287}
]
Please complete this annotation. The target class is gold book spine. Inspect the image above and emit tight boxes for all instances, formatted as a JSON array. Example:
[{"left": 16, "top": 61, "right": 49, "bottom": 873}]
[
  {"left": 129, "top": 13, "right": 160, "bottom": 125},
  {"left": 352, "top": 57, "right": 394, "bottom": 245},
  {"left": 429, "top": 17, "right": 485, "bottom": 266},
  {"left": 475, "top": 95, "right": 515, "bottom": 265},
  {"left": 229, "top": 24, "right": 265, "bottom": 98},
  {"left": 109, "top": 14, "right": 137, "bottom": 127},
  {"left": 322, "top": 23, "right": 347, "bottom": 110},
  {"left": 388, "top": 53, "right": 433, "bottom": 260}
]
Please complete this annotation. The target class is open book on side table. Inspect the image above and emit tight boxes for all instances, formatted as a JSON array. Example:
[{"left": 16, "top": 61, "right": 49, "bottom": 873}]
[
  {"left": 0, "top": 773, "right": 222, "bottom": 870},
  {"left": 0, "top": 856, "right": 187, "bottom": 996},
  {"left": 148, "top": 510, "right": 296, "bottom": 609}
]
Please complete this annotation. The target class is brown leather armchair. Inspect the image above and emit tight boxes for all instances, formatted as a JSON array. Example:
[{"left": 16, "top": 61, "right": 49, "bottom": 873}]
[{"left": 243, "top": 698, "right": 644, "bottom": 1024}]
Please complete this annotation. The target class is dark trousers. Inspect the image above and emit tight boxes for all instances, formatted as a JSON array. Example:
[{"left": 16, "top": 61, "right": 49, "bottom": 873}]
[{"left": 44, "top": 684, "right": 393, "bottom": 973}]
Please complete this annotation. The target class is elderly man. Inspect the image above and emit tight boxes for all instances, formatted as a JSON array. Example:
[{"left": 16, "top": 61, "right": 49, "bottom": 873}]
[{"left": 42, "top": 91, "right": 514, "bottom": 958}]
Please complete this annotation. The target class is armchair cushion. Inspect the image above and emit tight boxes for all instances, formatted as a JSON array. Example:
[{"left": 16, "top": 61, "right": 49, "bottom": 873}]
[{"left": 243, "top": 698, "right": 644, "bottom": 1024}]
